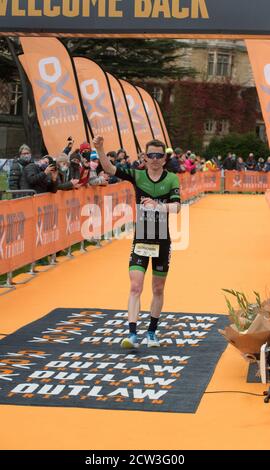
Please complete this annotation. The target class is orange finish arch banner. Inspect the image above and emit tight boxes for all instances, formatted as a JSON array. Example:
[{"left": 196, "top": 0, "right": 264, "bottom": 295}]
[
  {"left": 107, "top": 73, "right": 138, "bottom": 159},
  {"left": 120, "top": 79, "right": 154, "bottom": 153},
  {"left": 246, "top": 39, "right": 270, "bottom": 146},
  {"left": 19, "top": 37, "right": 88, "bottom": 156},
  {"left": 74, "top": 57, "right": 122, "bottom": 155},
  {"left": 136, "top": 86, "right": 166, "bottom": 144}
]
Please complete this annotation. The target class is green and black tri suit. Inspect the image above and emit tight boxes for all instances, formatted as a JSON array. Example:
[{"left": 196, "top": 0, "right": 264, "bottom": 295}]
[{"left": 115, "top": 167, "right": 181, "bottom": 277}]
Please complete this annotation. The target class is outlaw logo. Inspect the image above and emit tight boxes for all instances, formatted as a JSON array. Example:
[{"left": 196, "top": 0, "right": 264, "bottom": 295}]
[
  {"left": 80, "top": 78, "right": 113, "bottom": 133},
  {"left": 35, "top": 56, "right": 78, "bottom": 126}
]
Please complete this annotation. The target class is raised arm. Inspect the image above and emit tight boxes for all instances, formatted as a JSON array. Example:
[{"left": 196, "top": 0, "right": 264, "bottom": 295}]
[{"left": 93, "top": 136, "right": 116, "bottom": 176}]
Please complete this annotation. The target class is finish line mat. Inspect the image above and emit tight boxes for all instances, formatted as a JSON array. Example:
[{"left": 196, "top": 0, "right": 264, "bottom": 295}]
[{"left": 0, "top": 308, "right": 228, "bottom": 413}]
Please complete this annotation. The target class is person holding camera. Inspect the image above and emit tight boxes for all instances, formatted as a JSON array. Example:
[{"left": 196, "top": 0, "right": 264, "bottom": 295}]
[
  {"left": 56, "top": 153, "right": 81, "bottom": 191},
  {"left": 21, "top": 155, "right": 58, "bottom": 194}
]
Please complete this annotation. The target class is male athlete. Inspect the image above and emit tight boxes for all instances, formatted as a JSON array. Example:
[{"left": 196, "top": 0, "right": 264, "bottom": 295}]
[{"left": 93, "top": 136, "right": 181, "bottom": 348}]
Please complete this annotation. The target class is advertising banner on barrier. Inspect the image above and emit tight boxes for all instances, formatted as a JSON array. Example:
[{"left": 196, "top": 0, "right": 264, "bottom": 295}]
[
  {"left": 0, "top": 173, "right": 223, "bottom": 277},
  {"left": 224, "top": 170, "right": 270, "bottom": 193},
  {"left": 179, "top": 172, "right": 221, "bottom": 200},
  {"left": 120, "top": 79, "right": 154, "bottom": 152},
  {"left": 20, "top": 37, "right": 88, "bottom": 156},
  {"left": 107, "top": 73, "right": 138, "bottom": 158},
  {"left": 1, "top": 2, "right": 270, "bottom": 36},
  {"left": 74, "top": 57, "right": 122, "bottom": 154},
  {"left": 0, "top": 197, "right": 35, "bottom": 276},
  {"left": 136, "top": 86, "right": 166, "bottom": 143}
]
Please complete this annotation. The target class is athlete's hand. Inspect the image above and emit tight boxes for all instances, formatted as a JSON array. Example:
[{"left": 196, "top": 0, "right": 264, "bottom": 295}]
[
  {"left": 142, "top": 197, "right": 158, "bottom": 209},
  {"left": 93, "top": 136, "right": 104, "bottom": 150}
]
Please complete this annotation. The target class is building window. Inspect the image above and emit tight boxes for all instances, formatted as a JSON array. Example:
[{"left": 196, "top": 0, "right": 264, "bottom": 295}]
[
  {"left": 217, "top": 54, "right": 230, "bottom": 77},
  {"left": 0, "top": 79, "right": 12, "bottom": 114},
  {"left": 207, "top": 53, "right": 215, "bottom": 76},
  {"left": 208, "top": 51, "right": 232, "bottom": 78},
  {"left": 10, "top": 82, "right": 23, "bottom": 116},
  {"left": 204, "top": 119, "right": 216, "bottom": 133},
  {"left": 219, "top": 119, "right": 230, "bottom": 134},
  {"left": 152, "top": 87, "right": 163, "bottom": 103}
]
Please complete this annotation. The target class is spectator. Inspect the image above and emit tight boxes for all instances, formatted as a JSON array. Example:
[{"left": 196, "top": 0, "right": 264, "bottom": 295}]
[
  {"left": 179, "top": 154, "right": 187, "bottom": 173},
  {"left": 69, "top": 150, "right": 81, "bottom": 180},
  {"left": 256, "top": 157, "right": 265, "bottom": 172},
  {"left": 124, "top": 155, "right": 132, "bottom": 169},
  {"left": 166, "top": 147, "right": 181, "bottom": 173},
  {"left": 185, "top": 153, "right": 197, "bottom": 174},
  {"left": 223, "top": 152, "right": 236, "bottom": 170},
  {"left": 79, "top": 142, "right": 92, "bottom": 187},
  {"left": 8, "top": 144, "right": 33, "bottom": 194},
  {"left": 246, "top": 153, "right": 256, "bottom": 171},
  {"left": 107, "top": 151, "right": 117, "bottom": 165},
  {"left": 263, "top": 157, "right": 270, "bottom": 172},
  {"left": 216, "top": 155, "right": 223, "bottom": 169},
  {"left": 204, "top": 159, "right": 219, "bottom": 172},
  {"left": 21, "top": 155, "right": 58, "bottom": 194},
  {"left": 132, "top": 152, "right": 145, "bottom": 170},
  {"left": 89, "top": 152, "right": 108, "bottom": 186},
  {"left": 236, "top": 157, "right": 246, "bottom": 171},
  {"left": 56, "top": 153, "right": 80, "bottom": 191},
  {"left": 116, "top": 149, "right": 127, "bottom": 161}
]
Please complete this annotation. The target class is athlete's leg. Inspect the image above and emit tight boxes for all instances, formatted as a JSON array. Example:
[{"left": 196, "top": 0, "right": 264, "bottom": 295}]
[
  {"left": 147, "top": 243, "right": 171, "bottom": 347},
  {"left": 128, "top": 269, "right": 145, "bottom": 323},
  {"left": 146, "top": 275, "right": 167, "bottom": 347},
  {"left": 121, "top": 245, "right": 149, "bottom": 349},
  {"left": 150, "top": 274, "right": 167, "bottom": 320}
]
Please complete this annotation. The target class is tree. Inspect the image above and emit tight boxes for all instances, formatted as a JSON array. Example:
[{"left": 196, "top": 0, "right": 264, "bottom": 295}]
[
  {"left": 63, "top": 38, "right": 195, "bottom": 80},
  {"left": 204, "top": 132, "right": 269, "bottom": 159}
]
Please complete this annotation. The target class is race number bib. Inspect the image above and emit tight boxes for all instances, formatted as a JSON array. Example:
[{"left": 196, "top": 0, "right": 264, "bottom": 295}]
[{"left": 134, "top": 243, "right": 160, "bottom": 258}]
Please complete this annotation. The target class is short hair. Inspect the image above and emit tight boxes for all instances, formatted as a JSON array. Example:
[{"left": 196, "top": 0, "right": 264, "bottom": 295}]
[
  {"left": 146, "top": 139, "right": 166, "bottom": 154},
  {"left": 117, "top": 148, "right": 127, "bottom": 157},
  {"left": 19, "top": 144, "right": 31, "bottom": 154},
  {"left": 107, "top": 151, "right": 117, "bottom": 159}
]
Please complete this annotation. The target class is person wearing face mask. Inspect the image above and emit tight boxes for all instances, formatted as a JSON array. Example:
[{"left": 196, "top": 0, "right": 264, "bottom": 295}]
[
  {"left": 78, "top": 142, "right": 92, "bottom": 187},
  {"left": 8, "top": 144, "right": 33, "bottom": 196},
  {"left": 21, "top": 155, "right": 58, "bottom": 194},
  {"left": 89, "top": 150, "right": 109, "bottom": 186},
  {"left": 69, "top": 151, "right": 82, "bottom": 180},
  {"left": 56, "top": 153, "right": 81, "bottom": 191}
]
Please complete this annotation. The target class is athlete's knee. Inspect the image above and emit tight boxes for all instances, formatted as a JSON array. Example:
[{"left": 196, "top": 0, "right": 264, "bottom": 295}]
[
  {"left": 130, "top": 280, "right": 144, "bottom": 297},
  {"left": 152, "top": 282, "right": 166, "bottom": 297}
]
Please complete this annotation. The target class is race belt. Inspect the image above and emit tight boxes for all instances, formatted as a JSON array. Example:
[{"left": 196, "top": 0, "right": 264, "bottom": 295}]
[{"left": 134, "top": 243, "right": 160, "bottom": 258}]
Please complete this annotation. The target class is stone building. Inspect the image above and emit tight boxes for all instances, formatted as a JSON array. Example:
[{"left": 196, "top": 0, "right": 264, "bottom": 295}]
[{"left": 144, "top": 40, "right": 265, "bottom": 150}]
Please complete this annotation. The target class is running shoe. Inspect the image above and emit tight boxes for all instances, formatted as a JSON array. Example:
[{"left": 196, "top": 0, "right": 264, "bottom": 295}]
[
  {"left": 121, "top": 333, "right": 139, "bottom": 349},
  {"left": 147, "top": 331, "right": 160, "bottom": 347}
]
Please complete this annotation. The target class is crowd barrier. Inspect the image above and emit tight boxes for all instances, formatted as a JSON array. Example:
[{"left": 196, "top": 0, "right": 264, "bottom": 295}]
[
  {"left": 0, "top": 183, "right": 134, "bottom": 278},
  {"left": 224, "top": 170, "right": 270, "bottom": 192},
  {"left": 0, "top": 170, "right": 231, "bottom": 281}
]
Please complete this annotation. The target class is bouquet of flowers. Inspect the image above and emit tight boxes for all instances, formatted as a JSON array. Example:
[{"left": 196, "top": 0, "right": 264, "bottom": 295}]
[{"left": 219, "top": 289, "right": 270, "bottom": 360}]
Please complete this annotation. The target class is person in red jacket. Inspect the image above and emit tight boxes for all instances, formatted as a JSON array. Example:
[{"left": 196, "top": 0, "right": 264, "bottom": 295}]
[{"left": 79, "top": 142, "right": 91, "bottom": 187}]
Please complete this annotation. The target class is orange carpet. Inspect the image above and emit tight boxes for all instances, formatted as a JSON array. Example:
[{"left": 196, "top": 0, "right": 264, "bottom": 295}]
[{"left": 0, "top": 194, "right": 270, "bottom": 450}]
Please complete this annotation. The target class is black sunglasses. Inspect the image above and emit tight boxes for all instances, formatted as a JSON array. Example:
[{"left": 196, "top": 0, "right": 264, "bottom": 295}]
[{"left": 146, "top": 153, "right": 165, "bottom": 160}]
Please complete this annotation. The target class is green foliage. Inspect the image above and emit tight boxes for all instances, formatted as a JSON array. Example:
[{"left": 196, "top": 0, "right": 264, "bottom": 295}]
[
  {"left": 168, "top": 81, "right": 260, "bottom": 152},
  {"left": 0, "top": 171, "right": 8, "bottom": 191},
  {"left": 222, "top": 289, "right": 261, "bottom": 332},
  {"left": 64, "top": 38, "right": 195, "bottom": 80},
  {"left": 204, "top": 132, "right": 269, "bottom": 159}
]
